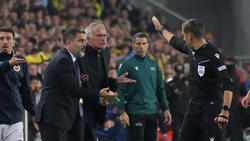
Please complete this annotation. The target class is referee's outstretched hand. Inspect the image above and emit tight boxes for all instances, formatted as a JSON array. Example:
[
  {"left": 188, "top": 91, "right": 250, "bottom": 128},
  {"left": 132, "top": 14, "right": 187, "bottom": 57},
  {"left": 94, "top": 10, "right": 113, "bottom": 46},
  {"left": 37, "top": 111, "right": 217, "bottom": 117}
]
[{"left": 152, "top": 16, "right": 163, "bottom": 31}]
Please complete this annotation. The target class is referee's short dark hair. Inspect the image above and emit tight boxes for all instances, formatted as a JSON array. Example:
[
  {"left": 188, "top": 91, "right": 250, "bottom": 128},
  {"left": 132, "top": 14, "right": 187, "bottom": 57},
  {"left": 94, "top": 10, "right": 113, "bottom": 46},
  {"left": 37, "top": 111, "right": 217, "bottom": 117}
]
[
  {"left": 182, "top": 19, "right": 205, "bottom": 39},
  {"left": 0, "top": 27, "right": 15, "bottom": 38},
  {"left": 63, "top": 28, "right": 85, "bottom": 44},
  {"left": 132, "top": 32, "right": 149, "bottom": 43}
]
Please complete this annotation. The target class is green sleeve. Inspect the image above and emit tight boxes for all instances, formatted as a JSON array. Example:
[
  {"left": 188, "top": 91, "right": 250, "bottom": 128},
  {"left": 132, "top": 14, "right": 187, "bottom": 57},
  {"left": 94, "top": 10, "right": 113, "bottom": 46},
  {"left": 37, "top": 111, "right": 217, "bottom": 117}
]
[
  {"left": 117, "top": 62, "right": 129, "bottom": 111},
  {"left": 156, "top": 63, "right": 169, "bottom": 111}
]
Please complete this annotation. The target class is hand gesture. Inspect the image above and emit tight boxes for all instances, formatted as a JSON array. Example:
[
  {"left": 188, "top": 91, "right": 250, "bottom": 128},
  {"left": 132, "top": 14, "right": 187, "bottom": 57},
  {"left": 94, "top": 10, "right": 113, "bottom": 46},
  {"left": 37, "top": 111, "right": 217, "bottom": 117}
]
[
  {"left": 119, "top": 111, "right": 130, "bottom": 127},
  {"left": 80, "top": 74, "right": 89, "bottom": 84},
  {"left": 100, "top": 97, "right": 111, "bottom": 106},
  {"left": 163, "top": 110, "right": 172, "bottom": 125},
  {"left": 32, "top": 116, "right": 39, "bottom": 132},
  {"left": 152, "top": 16, "right": 163, "bottom": 31},
  {"left": 9, "top": 55, "right": 27, "bottom": 66},
  {"left": 116, "top": 72, "right": 136, "bottom": 85},
  {"left": 214, "top": 110, "right": 229, "bottom": 129},
  {"left": 104, "top": 120, "right": 115, "bottom": 129},
  {"left": 99, "top": 88, "right": 118, "bottom": 97},
  {"left": 242, "top": 91, "right": 250, "bottom": 109}
]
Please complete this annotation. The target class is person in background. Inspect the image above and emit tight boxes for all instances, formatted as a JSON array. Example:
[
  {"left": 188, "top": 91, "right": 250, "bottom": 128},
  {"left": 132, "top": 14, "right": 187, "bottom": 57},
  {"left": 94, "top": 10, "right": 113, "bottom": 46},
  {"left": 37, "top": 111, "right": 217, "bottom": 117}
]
[
  {"left": 225, "top": 57, "right": 244, "bottom": 141},
  {"left": 164, "top": 64, "right": 190, "bottom": 141},
  {"left": 97, "top": 68, "right": 129, "bottom": 141}
]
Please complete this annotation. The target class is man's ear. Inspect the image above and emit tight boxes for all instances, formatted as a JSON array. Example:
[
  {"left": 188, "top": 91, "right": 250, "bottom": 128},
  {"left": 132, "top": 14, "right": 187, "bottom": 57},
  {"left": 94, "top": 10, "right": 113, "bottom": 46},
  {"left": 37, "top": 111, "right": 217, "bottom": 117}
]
[
  {"left": 86, "top": 37, "right": 91, "bottom": 42},
  {"left": 131, "top": 43, "right": 135, "bottom": 50},
  {"left": 12, "top": 39, "right": 16, "bottom": 47},
  {"left": 188, "top": 32, "right": 193, "bottom": 41},
  {"left": 66, "top": 39, "right": 71, "bottom": 45}
]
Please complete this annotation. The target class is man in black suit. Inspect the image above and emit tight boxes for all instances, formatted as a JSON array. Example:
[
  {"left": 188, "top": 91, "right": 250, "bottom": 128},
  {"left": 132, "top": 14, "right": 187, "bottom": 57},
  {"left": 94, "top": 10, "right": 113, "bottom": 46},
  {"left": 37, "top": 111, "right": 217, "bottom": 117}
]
[
  {"left": 78, "top": 22, "right": 135, "bottom": 141},
  {"left": 35, "top": 28, "right": 117, "bottom": 141}
]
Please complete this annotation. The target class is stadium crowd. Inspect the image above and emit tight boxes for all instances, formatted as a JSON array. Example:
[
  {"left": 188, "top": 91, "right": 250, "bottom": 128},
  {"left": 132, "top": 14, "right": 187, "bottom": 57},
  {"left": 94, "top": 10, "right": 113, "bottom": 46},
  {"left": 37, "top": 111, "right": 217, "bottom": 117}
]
[{"left": 0, "top": 0, "right": 250, "bottom": 141}]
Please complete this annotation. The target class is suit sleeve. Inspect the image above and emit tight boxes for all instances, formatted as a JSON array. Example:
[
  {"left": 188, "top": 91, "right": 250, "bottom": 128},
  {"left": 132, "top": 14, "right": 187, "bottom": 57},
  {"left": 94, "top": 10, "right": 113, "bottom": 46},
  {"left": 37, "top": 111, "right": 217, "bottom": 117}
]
[
  {"left": 107, "top": 77, "right": 117, "bottom": 91},
  {"left": 20, "top": 63, "right": 36, "bottom": 116},
  {"left": 56, "top": 58, "right": 100, "bottom": 98},
  {"left": 156, "top": 63, "right": 169, "bottom": 111},
  {"left": 117, "top": 63, "right": 129, "bottom": 111}
]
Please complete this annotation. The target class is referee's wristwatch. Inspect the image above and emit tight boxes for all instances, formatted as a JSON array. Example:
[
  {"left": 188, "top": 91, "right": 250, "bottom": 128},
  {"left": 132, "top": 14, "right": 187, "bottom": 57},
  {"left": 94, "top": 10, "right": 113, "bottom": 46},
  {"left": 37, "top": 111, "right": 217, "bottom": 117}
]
[
  {"left": 222, "top": 105, "right": 230, "bottom": 111},
  {"left": 159, "top": 27, "right": 165, "bottom": 34}
]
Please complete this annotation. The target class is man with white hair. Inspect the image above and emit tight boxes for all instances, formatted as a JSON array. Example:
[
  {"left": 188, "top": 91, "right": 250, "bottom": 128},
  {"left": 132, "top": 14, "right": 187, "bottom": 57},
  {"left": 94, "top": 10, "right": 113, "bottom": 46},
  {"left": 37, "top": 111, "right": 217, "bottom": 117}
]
[{"left": 78, "top": 22, "right": 135, "bottom": 141}]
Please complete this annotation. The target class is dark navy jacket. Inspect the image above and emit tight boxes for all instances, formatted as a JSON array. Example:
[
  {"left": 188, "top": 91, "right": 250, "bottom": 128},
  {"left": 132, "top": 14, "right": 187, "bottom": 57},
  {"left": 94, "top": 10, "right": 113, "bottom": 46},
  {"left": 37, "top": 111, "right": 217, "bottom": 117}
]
[{"left": 0, "top": 52, "right": 35, "bottom": 124}]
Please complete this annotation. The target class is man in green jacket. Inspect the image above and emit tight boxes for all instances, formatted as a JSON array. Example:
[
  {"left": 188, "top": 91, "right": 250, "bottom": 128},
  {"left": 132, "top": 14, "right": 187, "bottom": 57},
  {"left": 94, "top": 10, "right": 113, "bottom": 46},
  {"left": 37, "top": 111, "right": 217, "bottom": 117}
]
[{"left": 117, "top": 32, "right": 172, "bottom": 141}]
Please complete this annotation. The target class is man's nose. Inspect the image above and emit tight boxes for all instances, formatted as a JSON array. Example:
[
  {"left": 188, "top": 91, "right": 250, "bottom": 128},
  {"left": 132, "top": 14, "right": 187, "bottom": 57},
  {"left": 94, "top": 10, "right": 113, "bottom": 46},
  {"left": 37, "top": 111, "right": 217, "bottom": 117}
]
[{"left": 138, "top": 44, "right": 144, "bottom": 48}]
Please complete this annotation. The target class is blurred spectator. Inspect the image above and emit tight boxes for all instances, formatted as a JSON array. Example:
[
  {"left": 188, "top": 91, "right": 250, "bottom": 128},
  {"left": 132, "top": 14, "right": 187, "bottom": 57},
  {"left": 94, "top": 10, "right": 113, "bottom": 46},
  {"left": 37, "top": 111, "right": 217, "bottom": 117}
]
[
  {"left": 24, "top": 40, "right": 35, "bottom": 55},
  {"left": 164, "top": 63, "right": 175, "bottom": 83},
  {"left": 38, "top": 39, "right": 53, "bottom": 62},
  {"left": 148, "top": 39, "right": 168, "bottom": 79},
  {"left": 224, "top": 57, "right": 244, "bottom": 141},
  {"left": 205, "top": 32, "right": 215, "bottom": 45},
  {"left": 118, "top": 10, "right": 132, "bottom": 32},
  {"left": 97, "top": 68, "right": 129, "bottom": 141},
  {"left": 86, "top": 0, "right": 102, "bottom": 18},
  {"left": 120, "top": 0, "right": 141, "bottom": 30},
  {"left": 102, "top": 0, "right": 121, "bottom": 19},
  {"left": 25, "top": 48, "right": 42, "bottom": 64},
  {"left": 97, "top": 103, "right": 129, "bottom": 141},
  {"left": 28, "top": 75, "right": 42, "bottom": 141},
  {"left": 164, "top": 64, "right": 190, "bottom": 141},
  {"left": 0, "top": 7, "right": 10, "bottom": 21}
]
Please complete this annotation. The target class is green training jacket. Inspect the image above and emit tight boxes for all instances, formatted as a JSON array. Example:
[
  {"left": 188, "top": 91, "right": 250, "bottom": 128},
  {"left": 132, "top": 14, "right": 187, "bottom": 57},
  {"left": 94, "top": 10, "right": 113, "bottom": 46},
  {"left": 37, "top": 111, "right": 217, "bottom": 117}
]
[{"left": 117, "top": 55, "right": 169, "bottom": 114}]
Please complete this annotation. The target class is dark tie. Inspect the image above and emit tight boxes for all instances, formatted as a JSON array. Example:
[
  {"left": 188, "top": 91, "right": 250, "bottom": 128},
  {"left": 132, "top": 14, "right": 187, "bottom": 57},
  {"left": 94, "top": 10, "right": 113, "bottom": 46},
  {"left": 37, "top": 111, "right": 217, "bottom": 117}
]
[
  {"left": 74, "top": 61, "right": 81, "bottom": 87},
  {"left": 74, "top": 61, "right": 84, "bottom": 118}
]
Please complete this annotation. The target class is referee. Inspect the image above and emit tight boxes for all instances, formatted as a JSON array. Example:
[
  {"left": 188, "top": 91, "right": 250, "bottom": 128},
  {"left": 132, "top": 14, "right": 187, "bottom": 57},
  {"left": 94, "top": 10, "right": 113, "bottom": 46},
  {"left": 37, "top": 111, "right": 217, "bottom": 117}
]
[{"left": 152, "top": 17, "right": 233, "bottom": 141}]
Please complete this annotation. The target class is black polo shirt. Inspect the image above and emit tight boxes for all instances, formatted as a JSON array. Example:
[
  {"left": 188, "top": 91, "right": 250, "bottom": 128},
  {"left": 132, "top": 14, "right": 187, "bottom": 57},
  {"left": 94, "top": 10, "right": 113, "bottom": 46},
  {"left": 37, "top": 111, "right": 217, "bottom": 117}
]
[{"left": 169, "top": 36, "right": 233, "bottom": 99}]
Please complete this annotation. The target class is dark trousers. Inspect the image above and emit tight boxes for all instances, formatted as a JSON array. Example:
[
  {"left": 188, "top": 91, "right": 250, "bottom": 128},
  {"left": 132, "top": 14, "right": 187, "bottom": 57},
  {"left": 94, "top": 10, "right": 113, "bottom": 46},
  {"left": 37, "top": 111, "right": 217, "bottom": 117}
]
[
  {"left": 179, "top": 99, "right": 225, "bottom": 141},
  {"left": 128, "top": 114, "right": 157, "bottom": 141},
  {"left": 172, "top": 114, "right": 184, "bottom": 141},
  {"left": 39, "top": 116, "right": 84, "bottom": 141},
  {"left": 83, "top": 123, "right": 98, "bottom": 141},
  {"left": 227, "top": 107, "right": 243, "bottom": 141}
]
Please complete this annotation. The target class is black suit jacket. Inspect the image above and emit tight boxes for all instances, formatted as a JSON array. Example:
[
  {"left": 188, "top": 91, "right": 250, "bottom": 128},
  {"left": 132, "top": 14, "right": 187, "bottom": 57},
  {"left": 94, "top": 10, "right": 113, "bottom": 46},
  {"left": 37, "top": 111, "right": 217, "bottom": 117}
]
[
  {"left": 77, "top": 46, "right": 117, "bottom": 129},
  {"left": 35, "top": 48, "right": 99, "bottom": 131}
]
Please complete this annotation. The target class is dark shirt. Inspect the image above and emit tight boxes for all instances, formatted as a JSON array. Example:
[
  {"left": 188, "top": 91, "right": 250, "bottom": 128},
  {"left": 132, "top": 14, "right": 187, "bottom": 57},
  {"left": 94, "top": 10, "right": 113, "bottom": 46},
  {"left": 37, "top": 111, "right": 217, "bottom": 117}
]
[
  {"left": 0, "top": 52, "right": 35, "bottom": 124},
  {"left": 169, "top": 36, "right": 233, "bottom": 99},
  {"left": 165, "top": 76, "right": 190, "bottom": 115},
  {"left": 85, "top": 45, "right": 106, "bottom": 89}
]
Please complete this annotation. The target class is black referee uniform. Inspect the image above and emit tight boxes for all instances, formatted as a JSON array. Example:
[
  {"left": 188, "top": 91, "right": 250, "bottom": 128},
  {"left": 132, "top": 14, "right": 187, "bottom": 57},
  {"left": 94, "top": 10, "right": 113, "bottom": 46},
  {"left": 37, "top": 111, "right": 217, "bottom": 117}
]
[{"left": 169, "top": 36, "right": 233, "bottom": 141}]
